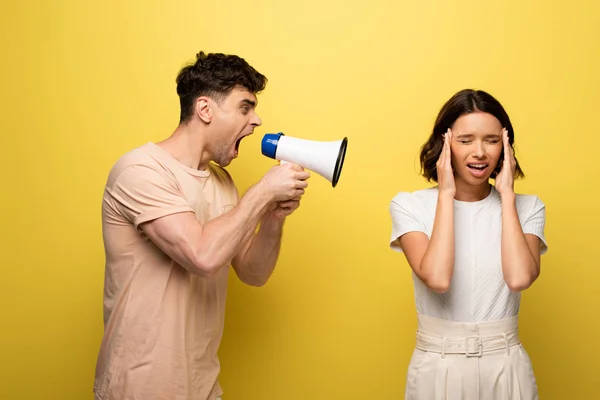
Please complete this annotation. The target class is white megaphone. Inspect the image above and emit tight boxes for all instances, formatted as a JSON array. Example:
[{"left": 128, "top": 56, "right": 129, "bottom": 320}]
[{"left": 261, "top": 132, "right": 348, "bottom": 187}]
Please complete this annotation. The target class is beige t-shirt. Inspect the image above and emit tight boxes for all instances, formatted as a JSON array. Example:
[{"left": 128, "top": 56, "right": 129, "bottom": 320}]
[{"left": 94, "top": 142, "right": 238, "bottom": 400}]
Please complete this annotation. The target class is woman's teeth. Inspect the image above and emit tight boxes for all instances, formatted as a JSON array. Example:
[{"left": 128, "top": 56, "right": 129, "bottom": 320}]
[{"left": 468, "top": 164, "right": 487, "bottom": 170}]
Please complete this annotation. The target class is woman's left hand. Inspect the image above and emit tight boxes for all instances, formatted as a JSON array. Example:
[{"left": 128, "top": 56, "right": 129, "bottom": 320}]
[{"left": 494, "top": 128, "right": 516, "bottom": 196}]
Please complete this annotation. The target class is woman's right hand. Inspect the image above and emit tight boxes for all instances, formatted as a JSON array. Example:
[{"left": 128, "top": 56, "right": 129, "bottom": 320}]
[{"left": 436, "top": 128, "right": 456, "bottom": 197}]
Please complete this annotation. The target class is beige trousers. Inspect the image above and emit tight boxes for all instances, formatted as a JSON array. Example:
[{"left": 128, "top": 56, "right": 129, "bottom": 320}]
[{"left": 405, "top": 314, "right": 538, "bottom": 400}]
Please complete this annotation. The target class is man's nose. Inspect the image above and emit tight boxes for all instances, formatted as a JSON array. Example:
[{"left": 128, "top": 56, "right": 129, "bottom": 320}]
[{"left": 252, "top": 113, "right": 262, "bottom": 127}]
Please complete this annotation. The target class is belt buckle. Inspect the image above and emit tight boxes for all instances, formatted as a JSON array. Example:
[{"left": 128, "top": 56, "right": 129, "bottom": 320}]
[{"left": 465, "top": 336, "right": 482, "bottom": 357}]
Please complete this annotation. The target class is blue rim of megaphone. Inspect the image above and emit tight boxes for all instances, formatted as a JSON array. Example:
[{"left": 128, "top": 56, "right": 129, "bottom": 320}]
[
  {"left": 261, "top": 132, "right": 284, "bottom": 159},
  {"left": 332, "top": 137, "right": 348, "bottom": 188}
]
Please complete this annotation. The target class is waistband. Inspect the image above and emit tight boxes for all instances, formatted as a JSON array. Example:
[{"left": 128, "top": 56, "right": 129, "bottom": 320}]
[{"left": 415, "top": 313, "right": 520, "bottom": 357}]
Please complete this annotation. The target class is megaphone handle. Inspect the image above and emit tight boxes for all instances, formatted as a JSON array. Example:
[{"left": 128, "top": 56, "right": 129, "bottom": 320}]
[{"left": 278, "top": 160, "right": 307, "bottom": 174}]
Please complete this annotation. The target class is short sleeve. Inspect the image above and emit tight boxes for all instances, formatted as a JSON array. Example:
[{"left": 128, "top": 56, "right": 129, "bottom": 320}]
[
  {"left": 107, "top": 164, "right": 194, "bottom": 229},
  {"left": 389, "top": 192, "right": 428, "bottom": 253},
  {"left": 522, "top": 196, "right": 548, "bottom": 255}
]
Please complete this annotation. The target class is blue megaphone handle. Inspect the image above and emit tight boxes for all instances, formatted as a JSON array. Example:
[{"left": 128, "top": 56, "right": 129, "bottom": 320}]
[{"left": 261, "top": 132, "right": 284, "bottom": 159}]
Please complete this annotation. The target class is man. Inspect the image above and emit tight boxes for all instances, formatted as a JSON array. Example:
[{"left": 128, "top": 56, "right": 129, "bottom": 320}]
[{"left": 93, "top": 51, "right": 310, "bottom": 400}]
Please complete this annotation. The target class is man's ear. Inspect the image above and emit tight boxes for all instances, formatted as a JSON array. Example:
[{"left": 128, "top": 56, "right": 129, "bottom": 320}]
[{"left": 195, "top": 96, "right": 212, "bottom": 123}]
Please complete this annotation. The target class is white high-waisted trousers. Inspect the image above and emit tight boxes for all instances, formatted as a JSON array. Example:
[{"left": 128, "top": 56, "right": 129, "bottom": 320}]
[{"left": 405, "top": 313, "right": 538, "bottom": 399}]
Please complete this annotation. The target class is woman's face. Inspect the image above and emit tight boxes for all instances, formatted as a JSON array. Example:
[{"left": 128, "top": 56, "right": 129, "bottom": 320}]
[{"left": 449, "top": 111, "right": 504, "bottom": 186}]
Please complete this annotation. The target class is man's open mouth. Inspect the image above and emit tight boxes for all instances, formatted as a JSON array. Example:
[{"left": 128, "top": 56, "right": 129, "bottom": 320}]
[{"left": 235, "top": 133, "right": 252, "bottom": 152}]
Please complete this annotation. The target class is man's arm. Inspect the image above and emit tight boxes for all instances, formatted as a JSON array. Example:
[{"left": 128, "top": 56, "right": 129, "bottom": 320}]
[
  {"left": 140, "top": 182, "right": 272, "bottom": 277},
  {"left": 231, "top": 213, "right": 284, "bottom": 287},
  {"left": 138, "top": 163, "right": 308, "bottom": 278}
]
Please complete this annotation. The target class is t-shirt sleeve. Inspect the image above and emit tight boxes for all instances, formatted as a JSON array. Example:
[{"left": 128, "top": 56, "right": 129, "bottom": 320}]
[
  {"left": 523, "top": 196, "right": 548, "bottom": 255},
  {"left": 389, "top": 192, "right": 427, "bottom": 253},
  {"left": 107, "top": 164, "right": 194, "bottom": 230}
]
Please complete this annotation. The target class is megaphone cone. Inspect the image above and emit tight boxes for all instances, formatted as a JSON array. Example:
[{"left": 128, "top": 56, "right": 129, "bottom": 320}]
[{"left": 261, "top": 132, "right": 348, "bottom": 187}]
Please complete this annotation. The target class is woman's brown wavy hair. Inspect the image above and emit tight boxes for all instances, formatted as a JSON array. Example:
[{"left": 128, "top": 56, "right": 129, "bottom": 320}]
[{"left": 420, "top": 89, "right": 524, "bottom": 182}]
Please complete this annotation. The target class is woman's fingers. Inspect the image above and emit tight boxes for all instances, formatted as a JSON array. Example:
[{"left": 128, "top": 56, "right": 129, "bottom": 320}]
[{"left": 446, "top": 129, "right": 452, "bottom": 168}]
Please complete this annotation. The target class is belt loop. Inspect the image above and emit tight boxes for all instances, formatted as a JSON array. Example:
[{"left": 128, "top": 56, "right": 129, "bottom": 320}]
[
  {"left": 502, "top": 333, "right": 510, "bottom": 355},
  {"left": 441, "top": 337, "right": 447, "bottom": 358}
]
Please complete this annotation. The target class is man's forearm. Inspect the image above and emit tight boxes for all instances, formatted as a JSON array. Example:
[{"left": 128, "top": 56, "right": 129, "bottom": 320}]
[
  {"left": 195, "top": 182, "right": 273, "bottom": 272},
  {"left": 233, "top": 214, "right": 284, "bottom": 286}
]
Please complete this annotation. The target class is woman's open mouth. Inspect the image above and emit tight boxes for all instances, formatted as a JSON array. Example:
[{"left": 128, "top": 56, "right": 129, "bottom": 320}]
[{"left": 467, "top": 163, "right": 489, "bottom": 178}]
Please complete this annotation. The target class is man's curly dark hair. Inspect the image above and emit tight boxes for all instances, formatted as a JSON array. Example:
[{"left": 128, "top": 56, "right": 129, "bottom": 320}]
[{"left": 175, "top": 51, "right": 267, "bottom": 124}]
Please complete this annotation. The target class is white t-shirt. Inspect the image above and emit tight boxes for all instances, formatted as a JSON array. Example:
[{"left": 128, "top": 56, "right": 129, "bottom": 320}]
[{"left": 389, "top": 186, "right": 547, "bottom": 322}]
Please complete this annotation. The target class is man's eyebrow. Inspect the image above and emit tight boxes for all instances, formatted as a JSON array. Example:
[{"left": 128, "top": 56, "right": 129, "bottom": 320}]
[{"left": 240, "top": 99, "right": 256, "bottom": 107}]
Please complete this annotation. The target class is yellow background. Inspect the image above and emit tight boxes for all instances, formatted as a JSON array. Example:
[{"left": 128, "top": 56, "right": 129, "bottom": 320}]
[{"left": 2, "top": 0, "right": 598, "bottom": 399}]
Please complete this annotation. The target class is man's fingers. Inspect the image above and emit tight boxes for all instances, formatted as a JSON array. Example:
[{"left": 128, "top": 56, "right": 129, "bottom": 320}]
[
  {"left": 295, "top": 180, "right": 309, "bottom": 189},
  {"left": 279, "top": 200, "right": 300, "bottom": 208},
  {"left": 283, "top": 162, "right": 304, "bottom": 172},
  {"left": 295, "top": 171, "right": 311, "bottom": 180}
]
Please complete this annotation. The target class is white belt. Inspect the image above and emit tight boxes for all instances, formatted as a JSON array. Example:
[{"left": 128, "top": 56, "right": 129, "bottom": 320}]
[{"left": 415, "top": 328, "right": 520, "bottom": 357}]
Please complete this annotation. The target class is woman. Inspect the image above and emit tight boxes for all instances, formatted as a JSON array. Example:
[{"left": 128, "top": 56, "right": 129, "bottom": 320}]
[{"left": 389, "top": 89, "right": 547, "bottom": 399}]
